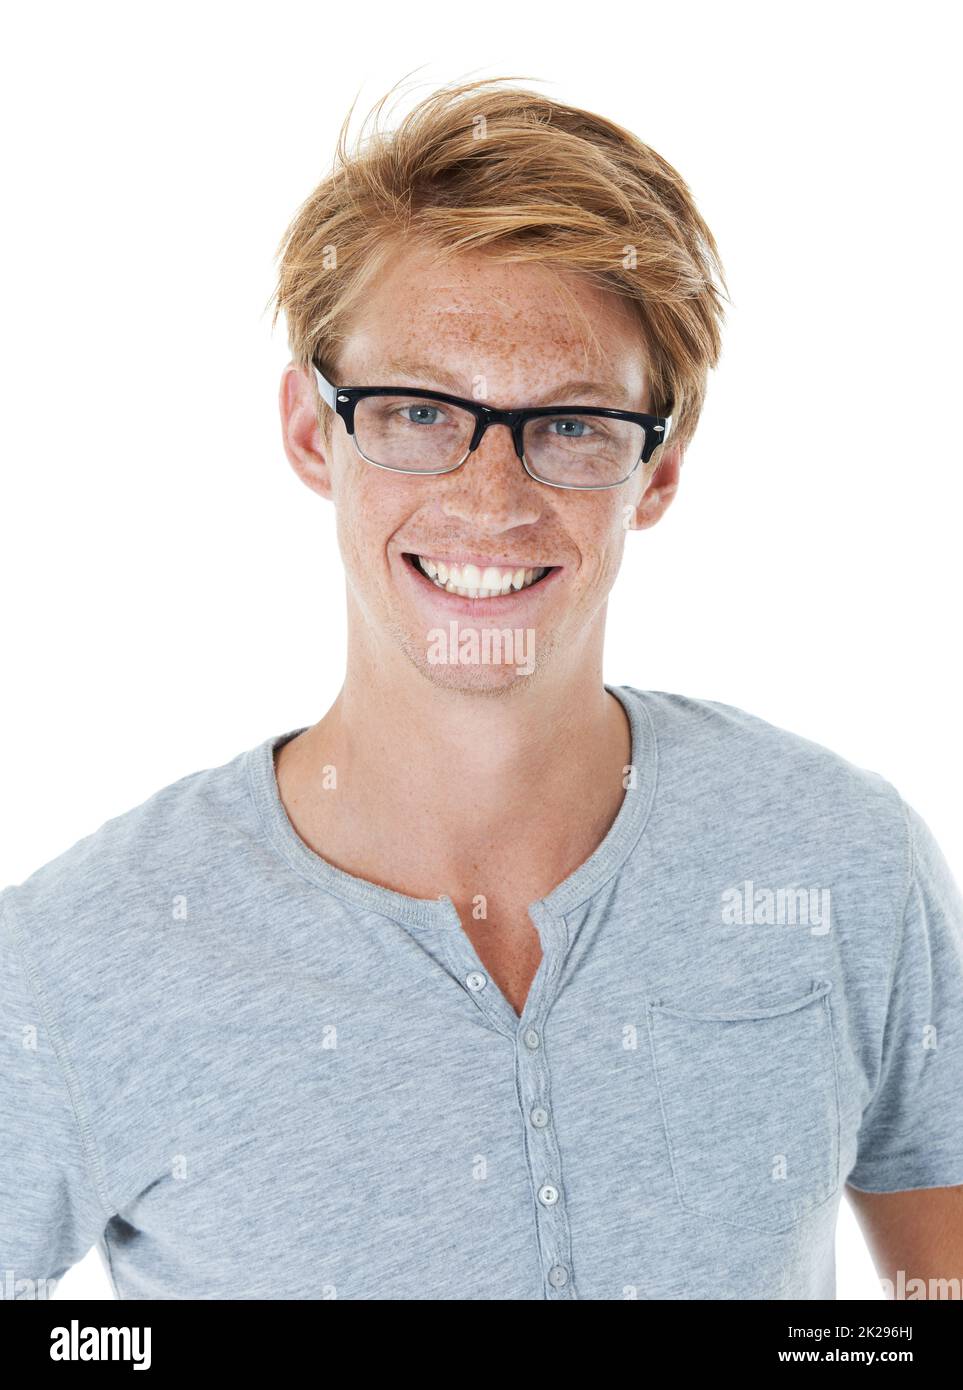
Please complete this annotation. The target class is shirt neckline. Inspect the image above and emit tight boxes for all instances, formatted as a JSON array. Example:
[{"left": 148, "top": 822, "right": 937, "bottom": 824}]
[{"left": 245, "top": 682, "right": 658, "bottom": 929}]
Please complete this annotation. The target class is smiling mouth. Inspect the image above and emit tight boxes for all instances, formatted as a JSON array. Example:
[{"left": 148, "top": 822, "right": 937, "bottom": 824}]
[{"left": 403, "top": 553, "right": 557, "bottom": 598}]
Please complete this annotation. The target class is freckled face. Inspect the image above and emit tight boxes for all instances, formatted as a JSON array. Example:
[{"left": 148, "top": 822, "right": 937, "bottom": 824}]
[{"left": 323, "top": 240, "right": 655, "bottom": 692}]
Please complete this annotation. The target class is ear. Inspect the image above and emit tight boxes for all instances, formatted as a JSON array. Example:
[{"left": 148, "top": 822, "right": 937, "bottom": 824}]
[
  {"left": 279, "top": 362, "right": 335, "bottom": 500},
  {"left": 625, "top": 441, "right": 683, "bottom": 532}
]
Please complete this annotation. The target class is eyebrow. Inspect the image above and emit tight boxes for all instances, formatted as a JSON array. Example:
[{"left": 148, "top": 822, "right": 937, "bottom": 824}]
[{"left": 379, "top": 358, "right": 637, "bottom": 409}]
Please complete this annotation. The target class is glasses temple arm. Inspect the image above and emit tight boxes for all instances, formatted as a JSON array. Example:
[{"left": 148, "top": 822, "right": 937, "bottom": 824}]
[{"left": 312, "top": 363, "right": 338, "bottom": 409}]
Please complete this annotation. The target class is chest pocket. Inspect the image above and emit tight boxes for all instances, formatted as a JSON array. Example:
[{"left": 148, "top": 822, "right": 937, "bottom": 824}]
[{"left": 645, "top": 979, "right": 841, "bottom": 1234}]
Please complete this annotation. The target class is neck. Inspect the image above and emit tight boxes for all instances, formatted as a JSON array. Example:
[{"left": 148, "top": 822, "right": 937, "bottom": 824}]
[{"left": 275, "top": 621, "right": 631, "bottom": 898}]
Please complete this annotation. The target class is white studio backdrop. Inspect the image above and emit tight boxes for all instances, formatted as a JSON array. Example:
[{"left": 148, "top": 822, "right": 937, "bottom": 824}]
[{"left": 1, "top": 0, "right": 958, "bottom": 1300}]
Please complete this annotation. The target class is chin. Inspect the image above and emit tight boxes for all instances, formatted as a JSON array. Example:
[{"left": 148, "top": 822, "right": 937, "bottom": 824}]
[{"left": 399, "top": 631, "right": 551, "bottom": 694}]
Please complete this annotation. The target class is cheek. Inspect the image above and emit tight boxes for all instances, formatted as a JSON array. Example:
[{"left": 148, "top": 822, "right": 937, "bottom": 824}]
[
  {"left": 330, "top": 451, "right": 412, "bottom": 570},
  {"left": 330, "top": 461, "right": 374, "bottom": 568},
  {"left": 572, "top": 500, "right": 632, "bottom": 584}
]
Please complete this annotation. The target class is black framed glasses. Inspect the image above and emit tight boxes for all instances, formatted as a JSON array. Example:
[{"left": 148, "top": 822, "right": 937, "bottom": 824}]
[{"left": 312, "top": 361, "right": 671, "bottom": 491}]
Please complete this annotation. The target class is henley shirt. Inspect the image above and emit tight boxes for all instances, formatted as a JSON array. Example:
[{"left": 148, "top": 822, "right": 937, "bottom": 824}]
[{"left": 2, "top": 683, "right": 963, "bottom": 1300}]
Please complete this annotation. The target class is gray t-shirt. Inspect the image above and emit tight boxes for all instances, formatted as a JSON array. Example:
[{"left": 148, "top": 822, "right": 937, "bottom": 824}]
[{"left": 2, "top": 684, "right": 962, "bottom": 1300}]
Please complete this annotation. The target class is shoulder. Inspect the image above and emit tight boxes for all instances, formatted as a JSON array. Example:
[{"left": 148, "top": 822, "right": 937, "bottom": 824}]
[
  {"left": 620, "top": 685, "right": 912, "bottom": 880},
  {"left": 0, "top": 739, "right": 260, "bottom": 975}
]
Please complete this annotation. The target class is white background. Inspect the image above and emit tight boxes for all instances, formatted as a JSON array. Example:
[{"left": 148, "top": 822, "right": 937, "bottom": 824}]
[{"left": 1, "top": 0, "right": 959, "bottom": 1300}]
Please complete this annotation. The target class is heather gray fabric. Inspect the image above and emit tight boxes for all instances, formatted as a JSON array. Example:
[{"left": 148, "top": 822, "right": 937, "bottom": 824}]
[{"left": 2, "top": 684, "right": 963, "bottom": 1301}]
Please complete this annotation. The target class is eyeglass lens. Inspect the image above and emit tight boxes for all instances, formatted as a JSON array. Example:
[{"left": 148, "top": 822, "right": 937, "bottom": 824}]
[{"left": 352, "top": 394, "right": 646, "bottom": 487}]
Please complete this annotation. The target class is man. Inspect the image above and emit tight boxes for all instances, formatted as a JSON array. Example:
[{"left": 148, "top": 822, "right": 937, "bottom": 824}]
[{"left": 2, "top": 78, "right": 962, "bottom": 1302}]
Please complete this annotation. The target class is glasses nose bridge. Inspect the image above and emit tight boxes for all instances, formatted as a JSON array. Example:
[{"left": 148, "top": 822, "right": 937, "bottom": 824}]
[{"left": 468, "top": 405, "right": 526, "bottom": 461}]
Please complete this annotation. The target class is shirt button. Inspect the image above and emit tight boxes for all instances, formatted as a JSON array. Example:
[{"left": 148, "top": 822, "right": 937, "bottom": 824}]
[
  {"left": 466, "top": 971, "right": 487, "bottom": 992},
  {"left": 538, "top": 1183, "right": 559, "bottom": 1206},
  {"left": 530, "top": 1106, "right": 550, "bottom": 1128},
  {"left": 523, "top": 1029, "right": 540, "bottom": 1049},
  {"left": 548, "top": 1265, "right": 569, "bottom": 1289}
]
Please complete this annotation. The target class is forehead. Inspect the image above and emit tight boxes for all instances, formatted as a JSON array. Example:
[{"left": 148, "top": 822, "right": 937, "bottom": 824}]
[{"left": 339, "top": 240, "right": 646, "bottom": 396}]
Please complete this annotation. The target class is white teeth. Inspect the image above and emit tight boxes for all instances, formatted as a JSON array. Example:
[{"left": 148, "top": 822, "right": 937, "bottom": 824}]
[{"left": 413, "top": 555, "right": 548, "bottom": 597}]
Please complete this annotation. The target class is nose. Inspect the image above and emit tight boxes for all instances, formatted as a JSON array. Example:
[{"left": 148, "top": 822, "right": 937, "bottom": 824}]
[{"left": 439, "top": 419, "right": 543, "bottom": 532}]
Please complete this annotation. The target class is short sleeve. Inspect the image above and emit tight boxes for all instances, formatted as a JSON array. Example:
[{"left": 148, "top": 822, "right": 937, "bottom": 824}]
[
  {"left": 846, "top": 798, "right": 963, "bottom": 1192},
  {"left": 0, "top": 894, "right": 111, "bottom": 1296}
]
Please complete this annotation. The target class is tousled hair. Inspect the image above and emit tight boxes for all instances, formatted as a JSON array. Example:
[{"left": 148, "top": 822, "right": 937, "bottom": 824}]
[{"left": 268, "top": 75, "right": 729, "bottom": 457}]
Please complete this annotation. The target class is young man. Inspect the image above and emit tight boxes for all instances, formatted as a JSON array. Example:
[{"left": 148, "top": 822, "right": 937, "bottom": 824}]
[{"left": 2, "top": 79, "right": 962, "bottom": 1302}]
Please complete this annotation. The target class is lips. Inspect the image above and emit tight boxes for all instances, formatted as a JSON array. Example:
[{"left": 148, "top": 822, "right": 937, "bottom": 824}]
[
  {"left": 406, "top": 554, "right": 553, "bottom": 598},
  {"left": 399, "top": 550, "right": 562, "bottom": 614}
]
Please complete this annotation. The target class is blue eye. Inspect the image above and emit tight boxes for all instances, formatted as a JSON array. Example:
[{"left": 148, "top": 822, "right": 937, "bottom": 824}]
[
  {"left": 402, "top": 404, "right": 441, "bottom": 425},
  {"left": 550, "top": 418, "right": 592, "bottom": 438}
]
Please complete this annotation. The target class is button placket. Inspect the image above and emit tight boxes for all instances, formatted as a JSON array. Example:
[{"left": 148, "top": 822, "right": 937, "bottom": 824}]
[
  {"left": 515, "top": 915, "right": 576, "bottom": 1299},
  {"left": 439, "top": 911, "right": 516, "bottom": 1034},
  {"left": 442, "top": 902, "right": 577, "bottom": 1295},
  {"left": 442, "top": 900, "right": 568, "bottom": 1037}
]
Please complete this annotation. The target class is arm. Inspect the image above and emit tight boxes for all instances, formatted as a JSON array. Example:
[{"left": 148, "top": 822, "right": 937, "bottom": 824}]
[
  {"left": 0, "top": 893, "right": 110, "bottom": 1296},
  {"left": 846, "top": 1183, "right": 963, "bottom": 1293},
  {"left": 843, "top": 798, "right": 963, "bottom": 1295}
]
